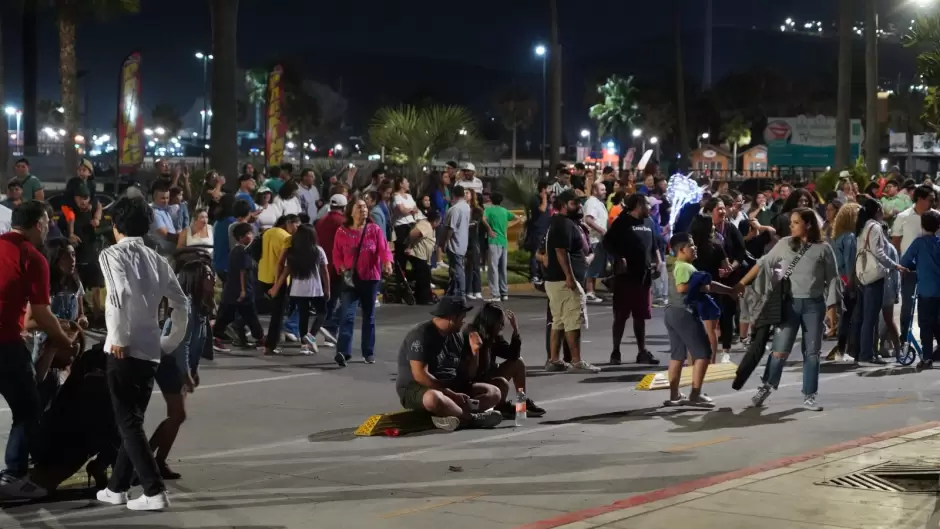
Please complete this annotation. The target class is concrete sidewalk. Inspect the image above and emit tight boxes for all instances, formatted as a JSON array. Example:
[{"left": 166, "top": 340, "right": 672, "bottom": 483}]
[{"left": 517, "top": 422, "right": 940, "bottom": 529}]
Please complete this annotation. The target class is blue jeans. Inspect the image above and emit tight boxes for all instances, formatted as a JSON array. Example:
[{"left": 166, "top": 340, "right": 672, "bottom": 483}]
[
  {"left": 446, "top": 251, "right": 466, "bottom": 298},
  {"left": 853, "top": 278, "right": 885, "bottom": 362},
  {"left": 284, "top": 308, "right": 299, "bottom": 336},
  {"left": 762, "top": 297, "right": 825, "bottom": 396},
  {"left": 901, "top": 273, "right": 917, "bottom": 338},
  {"left": 337, "top": 280, "right": 381, "bottom": 359},
  {"left": 0, "top": 341, "right": 40, "bottom": 477}
]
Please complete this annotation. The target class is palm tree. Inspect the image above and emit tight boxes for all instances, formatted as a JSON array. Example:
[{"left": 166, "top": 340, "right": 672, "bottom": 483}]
[
  {"left": 548, "top": 0, "right": 562, "bottom": 171},
  {"left": 369, "top": 104, "right": 477, "bottom": 181},
  {"left": 56, "top": 0, "right": 139, "bottom": 172},
  {"left": 496, "top": 86, "right": 537, "bottom": 169},
  {"left": 721, "top": 115, "right": 752, "bottom": 173},
  {"left": 151, "top": 104, "right": 184, "bottom": 137},
  {"left": 864, "top": 0, "right": 879, "bottom": 176},
  {"left": 589, "top": 75, "right": 641, "bottom": 171},
  {"left": 209, "top": 0, "right": 239, "bottom": 182},
  {"left": 674, "top": 0, "right": 689, "bottom": 165},
  {"left": 835, "top": 0, "right": 853, "bottom": 170},
  {"left": 245, "top": 67, "right": 267, "bottom": 133}
]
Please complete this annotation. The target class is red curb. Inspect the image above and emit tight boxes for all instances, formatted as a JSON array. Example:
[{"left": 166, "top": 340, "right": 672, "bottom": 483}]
[{"left": 514, "top": 421, "right": 940, "bottom": 529}]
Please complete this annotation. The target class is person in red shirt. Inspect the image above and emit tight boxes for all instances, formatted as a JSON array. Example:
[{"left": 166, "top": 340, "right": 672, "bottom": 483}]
[
  {"left": 315, "top": 194, "right": 348, "bottom": 344},
  {"left": 0, "top": 201, "right": 76, "bottom": 498}
]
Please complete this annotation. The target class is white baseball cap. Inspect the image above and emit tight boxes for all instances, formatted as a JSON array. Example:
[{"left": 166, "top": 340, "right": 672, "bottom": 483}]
[
  {"left": 330, "top": 194, "right": 348, "bottom": 208},
  {"left": 460, "top": 162, "right": 476, "bottom": 172},
  {"left": 839, "top": 170, "right": 851, "bottom": 178}
]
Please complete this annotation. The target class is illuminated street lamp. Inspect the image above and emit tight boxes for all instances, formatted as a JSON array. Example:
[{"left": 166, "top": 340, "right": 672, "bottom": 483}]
[
  {"left": 649, "top": 136, "right": 659, "bottom": 144},
  {"left": 195, "top": 51, "right": 214, "bottom": 169},
  {"left": 4, "top": 107, "right": 15, "bottom": 116},
  {"left": 535, "top": 43, "right": 548, "bottom": 176},
  {"left": 632, "top": 128, "right": 643, "bottom": 138}
]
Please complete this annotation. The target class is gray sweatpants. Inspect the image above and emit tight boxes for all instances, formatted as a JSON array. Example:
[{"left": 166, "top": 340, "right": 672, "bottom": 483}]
[{"left": 487, "top": 244, "right": 509, "bottom": 298}]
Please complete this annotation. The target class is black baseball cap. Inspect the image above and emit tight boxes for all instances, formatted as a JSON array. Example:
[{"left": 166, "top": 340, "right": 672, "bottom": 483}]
[
  {"left": 238, "top": 174, "right": 254, "bottom": 182},
  {"left": 430, "top": 296, "right": 473, "bottom": 318}
]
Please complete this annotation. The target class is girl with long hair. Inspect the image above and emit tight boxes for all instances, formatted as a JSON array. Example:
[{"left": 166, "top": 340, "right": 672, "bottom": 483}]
[
  {"left": 151, "top": 257, "right": 215, "bottom": 480},
  {"left": 331, "top": 199, "right": 393, "bottom": 366},
  {"left": 829, "top": 202, "right": 860, "bottom": 360},
  {"left": 738, "top": 208, "right": 841, "bottom": 411},
  {"left": 465, "top": 190, "right": 485, "bottom": 299},
  {"left": 269, "top": 225, "right": 331, "bottom": 355},
  {"left": 464, "top": 303, "right": 547, "bottom": 418},
  {"left": 852, "top": 198, "right": 907, "bottom": 364},
  {"left": 689, "top": 208, "right": 731, "bottom": 363}
]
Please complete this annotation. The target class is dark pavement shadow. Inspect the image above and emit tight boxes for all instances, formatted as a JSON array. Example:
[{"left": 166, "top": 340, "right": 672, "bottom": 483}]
[
  {"left": 819, "top": 363, "right": 861, "bottom": 374},
  {"left": 539, "top": 405, "right": 689, "bottom": 426},
  {"left": 858, "top": 366, "right": 918, "bottom": 377},
  {"left": 579, "top": 373, "right": 649, "bottom": 384},
  {"left": 593, "top": 365, "right": 668, "bottom": 373},
  {"left": 662, "top": 406, "right": 807, "bottom": 433}
]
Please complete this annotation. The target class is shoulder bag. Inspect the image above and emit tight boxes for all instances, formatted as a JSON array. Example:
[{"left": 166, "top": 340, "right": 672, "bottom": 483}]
[
  {"left": 855, "top": 222, "right": 888, "bottom": 286},
  {"left": 757, "top": 241, "right": 812, "bottom": 327},
  {"left": 342, "top": 222, "right": 370, "bottom": 290}
]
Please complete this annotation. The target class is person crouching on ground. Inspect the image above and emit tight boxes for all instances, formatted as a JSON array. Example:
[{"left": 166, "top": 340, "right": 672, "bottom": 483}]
[
  {"left": 464, "top": 302, "right": 546, "bottom": 418},
  {"left": 663, "top": 233, "right": 735, "bottom": 408},
  {"left": 396, "top": 296, "right": 504, "bottom": 431}
]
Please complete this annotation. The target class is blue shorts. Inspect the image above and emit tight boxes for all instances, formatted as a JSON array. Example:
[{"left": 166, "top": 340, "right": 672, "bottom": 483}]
[{"left": 155, "top": 355, "right": 183, "bottom": 395}]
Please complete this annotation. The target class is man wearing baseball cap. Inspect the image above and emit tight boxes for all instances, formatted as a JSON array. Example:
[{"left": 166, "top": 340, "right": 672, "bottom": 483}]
[
  {"left": 459, "top": 162, "right": 483, "bottom": 195},
  {"left": 65, "top": 158, "right": 102, "bottom": 229},
  {"left": 396, "top": 296, "right": 504, "bottom": 431}
]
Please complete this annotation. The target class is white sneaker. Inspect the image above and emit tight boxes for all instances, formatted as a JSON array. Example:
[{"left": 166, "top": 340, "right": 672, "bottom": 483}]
[
  {"left": 719, "top": 351, "right": 732, "bottom": 364},
  {"left": 319, "top": 328, "right": 337, "bottom": 346},
  {"left": 284, "top": 333, "right": 299, "bottom": 343},
  {"left": 0, "top": 474, "right": 46, "bottom": 499},
  {"left": 127, "top": 491, "right": 170, "bottom": 511},
  {"left": 375, "top": 300, "right": 382, "bottom": 308},
  {"left": 584, "top": 292, "right": 603, "bottom": 304},
  {"left": 96, "top": 488, "right": 128, "bottom": 505},
  {"left": 501, "top": 295, "right": 509, "bottom": 302}
]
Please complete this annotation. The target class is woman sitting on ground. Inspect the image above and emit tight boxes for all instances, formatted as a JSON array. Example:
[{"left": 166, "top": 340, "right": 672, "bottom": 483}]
[{"left": 464, "top": 302, "right": 546, "bottom": 418}]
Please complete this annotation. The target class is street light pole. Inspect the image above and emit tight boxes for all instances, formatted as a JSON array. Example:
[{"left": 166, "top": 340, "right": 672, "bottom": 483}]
[
  {"left": 195, "top": 52, "right": 213, "bottom": 169},
  {"left": 535, "top": 44, "right": 547, "bottom": 178}
]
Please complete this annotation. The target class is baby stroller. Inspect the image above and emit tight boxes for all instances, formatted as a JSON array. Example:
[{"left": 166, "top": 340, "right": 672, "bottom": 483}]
[{"left": 382, "top": 263, "right": 417, "bottom": 305}]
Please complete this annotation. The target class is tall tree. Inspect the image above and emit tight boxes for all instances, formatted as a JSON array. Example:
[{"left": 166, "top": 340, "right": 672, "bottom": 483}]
[
  {"left": 209, "top": 0, "right": 239, "bottom": 182},
  {"left": 548, "top": 0, "right": 562, "bottom": 171},
  {"left": 496, "top": 86, "right": 537, "bottom": 169},
  {"left": 835, "top": 0, "right": 854, "bottom": 170},
  {"left": 864, "top": 0, "right": 879, "bottom": 175},
  {"left": 589, "top": 75, "right": 641, "bottom": 171},
  {"left": 673, "top": 0, "right": 689, "bottom": 165},
  {"left": 22, "top": 1, "right": 38, "bottom": 156},
  {"left": 56, "top": 0, "right": 139, "bottom": 172},
  {"left": 720, "top": 115, "right": 752, "bottom": 173}
]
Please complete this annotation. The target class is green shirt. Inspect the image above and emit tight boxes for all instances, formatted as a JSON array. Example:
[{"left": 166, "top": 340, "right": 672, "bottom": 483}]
[
  {"left": 881, "top": 194, "right": 912, "bottom": 219},
  {"left": 483, "top": 205, "right": 515, "bottom": 247},
  {"left": 667, "top": 259, "right": 697, "bottom": 307},
  {"left": 15, "top": 174, "right": 43, "bottom": 200},
  {"left": 263, "top": 178, "right": 285, "bottom": 194}
]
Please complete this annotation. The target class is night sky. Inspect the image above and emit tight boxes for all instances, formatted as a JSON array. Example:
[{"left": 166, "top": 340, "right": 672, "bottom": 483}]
[{"left": 0, "top": 0, "right": 921, "bottom": 136}]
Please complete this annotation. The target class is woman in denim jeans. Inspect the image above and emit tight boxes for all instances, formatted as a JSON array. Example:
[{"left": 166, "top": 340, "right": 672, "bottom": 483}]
[
  {"left": 332, "top": 198, "right": 393, "bottom": 366},
  {"left": 738, "top": 208, "right": 841, "bottom": 411},
  {"left": 829, "top": 203, "right": 860, "bottom": 360},
  {"left": 851, "top": 199, "right": 908, "bottom": 365}
]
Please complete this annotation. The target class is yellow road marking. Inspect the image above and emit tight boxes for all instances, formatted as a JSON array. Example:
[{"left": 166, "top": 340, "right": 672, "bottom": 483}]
[
  {"left": 860, "top": 396, "right": 913, "bottom": 410},
  {"left": 661, "top": 436, "right": 737, "bottom": 453},
  {"left": 380, "top": 492, "right": 487, "bottom": 519}
]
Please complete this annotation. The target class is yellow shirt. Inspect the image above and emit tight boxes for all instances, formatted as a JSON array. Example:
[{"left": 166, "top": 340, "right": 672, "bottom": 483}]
[{"left": 258, "top": 227, "right": 291, "bottom": 285}]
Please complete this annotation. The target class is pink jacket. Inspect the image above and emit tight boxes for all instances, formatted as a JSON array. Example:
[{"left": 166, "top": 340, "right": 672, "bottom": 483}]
[{"left": 332, "top": 222, "right": 392, "bottom": 281}]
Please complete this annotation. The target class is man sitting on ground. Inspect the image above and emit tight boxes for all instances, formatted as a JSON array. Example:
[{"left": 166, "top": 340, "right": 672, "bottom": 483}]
[{"left": 396, "top": 296, "right": 504, "bottom": 431}]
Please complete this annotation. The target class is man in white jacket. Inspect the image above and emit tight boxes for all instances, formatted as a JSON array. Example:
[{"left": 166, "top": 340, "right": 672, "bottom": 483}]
[{"left": 96, "top": 196, "right": 189, "bottom": 511}]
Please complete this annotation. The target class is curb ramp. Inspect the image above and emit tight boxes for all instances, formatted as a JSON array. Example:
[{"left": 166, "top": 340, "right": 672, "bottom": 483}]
[{"left": 635, "top": 362, "right": 738, "bottom": 390}]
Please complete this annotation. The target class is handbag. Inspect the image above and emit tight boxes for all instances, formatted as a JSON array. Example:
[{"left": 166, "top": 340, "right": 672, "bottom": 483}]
[
  {"left": 855, "top": 222, "right": 888, "bottom": 286},
  {"left": 342, "top": 222, "right": 370, "bottom": 290},
  {"left": 758, "top": 242, "right": 812, "bottom": 327}
]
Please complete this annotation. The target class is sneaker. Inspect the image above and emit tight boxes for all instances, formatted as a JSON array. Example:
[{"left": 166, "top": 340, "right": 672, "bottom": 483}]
[
  {"left": 375, "top": 299, "right": 382, "bottom": 308},
  {"left": 431, "top": 416, "right": 460, "bottom": 432},
  {"left": 319, "top": 328, "right": 337, "bottom": 345},
  {"left": 304, "top": 333, "right": 316, "bottom": 345},
  {"left": 364, "top": 356, "right": 376, "bottom": 364},
  {"left": 468, "top": 410, "right": 503, "bottom": 429},
  {"left": 803, "top": 394, "right": 823, "bottom": 412},
  {"left": 918, "top": 359, "right": 934, "bottom": 370},
  {"left": 0, "top": 472, "right": 46, "bottom": 499},
  {"left": 212, "top": 338, "right": 231, "bottom": 353},
  {"left": 652, "top": 300, "right": 667, "bottom": 308},
  {"left": 525, "top": 398, "right": 546, "bottom": 418},
  {"left": 663, "top": 393, "right": 688, "bottom": 407},
  {"left": 501, "top": 295, "right": 509, "bottom": 302},
  {"left": 284, "top": 333, "right": 299, "bottom": 343},
  {"left": 334, "top": 352, "right": 347, "bottom": 367},
  {"left": 127, "top": 491, "right": 169, "bottom": 511},
  {"left": 869, "top": 357, "right": 888, "bottom": 366},
  {"left": 300, "top": 344, "right": 315, "bottom": 356},
  {"left": 609, "top": 351, "right": 622, "bottom": 365},
  {"left": 719, "top": 351, "right": 732, "bottom": 364},
  {"left": 569, "top": 360, "right": 602, "bottom": 373},
  {"left": 636, "top": 350, "right": 660, "bottom": 365},
  {"left": 96, "top": 488, "right": 127, "bottom": 505},
  {"left": 263, "top": 348, "right": 281, "bottom": 356},
  {"left": 686, "top": 393, "right": 716, "bottom": 409},
  {"left": 584, "top": 292, "right": 603, "bottom": 304},
  {"left": 544, "top": 360, "right": 568, "bottom": 372},
  {"left": 740, "top": 336, "right": 751, "bottom": 348},
  {"left": 751, "top": 384, "right": 773, "bottom": 407}
]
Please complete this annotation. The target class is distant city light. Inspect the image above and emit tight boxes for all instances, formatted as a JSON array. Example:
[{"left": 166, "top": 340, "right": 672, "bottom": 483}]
[
  {"left": 632, "top": 129, "right": 643, "bottom": 138},
  {"left": 154, "top": 126, "right": 166, "bottom": 135},
  {"left": 650, "top": 136, "right": 659, "bottom": 145},
  {"left": 4, "top": 107, "right": 15, "bottom": 116},
  {"left": 534, "top": 45, "right": 546, "bottom": 57},
  {"left": 144, "top": 128, "right": 154, "bottom": 136},
  {"left": 286, "top": 141, "right": 296, "bottom": 149}
]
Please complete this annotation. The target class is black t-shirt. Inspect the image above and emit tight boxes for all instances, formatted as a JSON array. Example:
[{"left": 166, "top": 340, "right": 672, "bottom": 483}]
[
  {"left": 396, "top": 321, "right": 465, "bottom": 394},
  {"left": 693, "top": 240, "right": 727, "bottom": 279},
  {"left": 604, "top": 213, "right": 654, "bottom": 285},
  {"left": 222, "top": 244, "right": 255, "bottom": 304},
  {"left": 544, "top": 215, "right": 585, "bottom": 282},
  {"left": 70, "top": 209, "right": 98, "bottom": 265},
  {"left": 64, "top": 177, "right": 97, "bottom": 211}
]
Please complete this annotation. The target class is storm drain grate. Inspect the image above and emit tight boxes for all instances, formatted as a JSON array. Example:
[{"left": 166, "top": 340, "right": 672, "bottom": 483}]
[{"left": 816, "top": 461, "right": 940, "bottom": 493}]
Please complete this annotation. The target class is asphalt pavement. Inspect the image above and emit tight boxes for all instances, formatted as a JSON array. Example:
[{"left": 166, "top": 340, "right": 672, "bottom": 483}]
[{"left": 0, "top": 293, "right": 936, "bottom": 528}]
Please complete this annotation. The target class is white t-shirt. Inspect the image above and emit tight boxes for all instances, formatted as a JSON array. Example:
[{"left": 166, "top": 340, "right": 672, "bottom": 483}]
[
  {"left": 0, "top": 204, "right": 11, "bottom": 235},
  {"left": 894, "top": 207, "right": 939, "bottom": 254},
  {"left": 274, "top": 196, "right": 303, "bottom": 218},
  {"left": 256, "top": 204, "right": 279, "bottom": 231},
  {"left": 583, "top": 196, "right": 608, "bottom": 244},
  {"left": 461, "top": 177, "right": 484, "bottom": 195},
  {"left": 289, "top": 246, "right": 329, "bottom": 298},
  {"left": 392, "top": 193, "right": 417, "bottom": 226}
]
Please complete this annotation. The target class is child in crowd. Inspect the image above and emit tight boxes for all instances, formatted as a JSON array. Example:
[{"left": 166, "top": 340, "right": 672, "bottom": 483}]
[
  {"left": 268, "top": 225, "right": 330, "bottom": 355},
  {"left": 212, "top": 223, "right": 265, "bottom": 348},
  {"left": 168, "top": 187, "right": 190, "bottom": 232},
  {"left": 900, "top": 210, "right": 940, "bottom": 369},
  {"left": 663, "top": 233, "right": 735, "bottom": 408}
]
